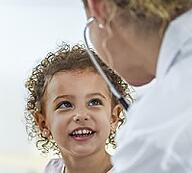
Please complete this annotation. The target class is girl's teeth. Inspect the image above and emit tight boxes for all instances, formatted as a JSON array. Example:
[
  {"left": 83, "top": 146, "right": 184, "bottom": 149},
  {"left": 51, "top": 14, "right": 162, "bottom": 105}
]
[
  {"left": 71, "top": 129, "right": 94, "bottom": 136},
  {"left": 78, "top": 130, "right": 82, "bottom": 134}
]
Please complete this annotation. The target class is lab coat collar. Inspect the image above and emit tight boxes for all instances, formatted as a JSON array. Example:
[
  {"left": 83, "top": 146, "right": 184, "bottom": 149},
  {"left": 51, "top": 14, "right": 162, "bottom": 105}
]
[{"left": 156, "top": 9, "right": 192, "bottom": 80}]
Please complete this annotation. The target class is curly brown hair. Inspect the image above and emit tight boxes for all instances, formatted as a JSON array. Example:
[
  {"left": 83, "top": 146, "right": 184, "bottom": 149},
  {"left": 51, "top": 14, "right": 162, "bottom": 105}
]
[{"left": 25, "top": 43, "right": 133, "bottom": 154}]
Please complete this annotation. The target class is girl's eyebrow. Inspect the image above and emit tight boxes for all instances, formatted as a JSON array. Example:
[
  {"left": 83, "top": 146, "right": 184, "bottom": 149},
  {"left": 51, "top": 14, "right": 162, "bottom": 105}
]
[
  {"left": 53, "top": 95, "right": 74, "bottom": 103},
  {"left": 52, "top": 93, "right": 109, "bottom": 103},
  {"left": 86, "top": 93, "right": 107, "bottom": 99}
]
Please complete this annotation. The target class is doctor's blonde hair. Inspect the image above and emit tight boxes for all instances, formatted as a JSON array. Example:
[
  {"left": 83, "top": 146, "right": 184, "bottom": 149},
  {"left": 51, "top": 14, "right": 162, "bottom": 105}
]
[
  {"left": 25, "top": 43, "right": 133, "bottom": 154},
  {"left": 82, "top": 0, "right": 192, "bottom": 32}
]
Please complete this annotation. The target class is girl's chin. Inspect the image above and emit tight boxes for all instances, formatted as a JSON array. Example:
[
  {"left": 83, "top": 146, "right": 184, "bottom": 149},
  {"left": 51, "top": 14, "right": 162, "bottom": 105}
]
[
  {"left": 71, "top": 147, "right": 97, "bottom": 157},
  {"left": 70, "top": 143, "right": 102, "bottom": 158}
]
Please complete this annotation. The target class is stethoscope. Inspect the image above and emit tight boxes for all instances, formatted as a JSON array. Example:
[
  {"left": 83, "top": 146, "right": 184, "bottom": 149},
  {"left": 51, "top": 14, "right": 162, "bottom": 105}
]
[{"left": 83, "top": 17, "right": 130, "bottom": 111}]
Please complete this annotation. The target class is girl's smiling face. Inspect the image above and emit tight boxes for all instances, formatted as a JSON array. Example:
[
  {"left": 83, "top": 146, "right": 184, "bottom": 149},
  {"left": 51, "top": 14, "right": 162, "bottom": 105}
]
[{"left": 38, "top": 69, "right": 119, "bottom": 158}]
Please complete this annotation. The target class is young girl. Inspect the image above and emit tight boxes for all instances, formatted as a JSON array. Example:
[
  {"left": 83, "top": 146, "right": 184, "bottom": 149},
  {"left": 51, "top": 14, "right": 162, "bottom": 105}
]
[{"left": 25, "top": 43, "right": 133, "bottom": 173}]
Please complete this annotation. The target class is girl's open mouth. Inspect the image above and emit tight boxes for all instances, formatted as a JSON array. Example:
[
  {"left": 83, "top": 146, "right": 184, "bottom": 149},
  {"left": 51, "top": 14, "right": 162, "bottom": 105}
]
[{"left": 69, "top": 127, "right": 96, "bottom": 141}]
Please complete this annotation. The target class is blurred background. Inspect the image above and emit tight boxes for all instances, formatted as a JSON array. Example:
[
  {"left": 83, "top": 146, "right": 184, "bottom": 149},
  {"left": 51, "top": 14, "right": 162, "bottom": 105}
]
[{"left": 0, "top": 0, "right": 86, "bottom": 172}]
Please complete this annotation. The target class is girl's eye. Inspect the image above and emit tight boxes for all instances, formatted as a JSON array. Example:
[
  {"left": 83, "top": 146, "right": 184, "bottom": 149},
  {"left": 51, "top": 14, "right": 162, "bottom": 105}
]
[
  {"left": 88, "top": 98, "right": 103, "bottom": 107},
  {"left": 56, "top": 101, "right": 73, "bottom": 110}
]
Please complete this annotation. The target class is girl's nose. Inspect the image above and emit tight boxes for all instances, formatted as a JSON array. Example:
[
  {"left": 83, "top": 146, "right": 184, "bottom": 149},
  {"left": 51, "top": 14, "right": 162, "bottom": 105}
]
[{"left": 73, "top": 113, "right": 89, "bottom": 123}]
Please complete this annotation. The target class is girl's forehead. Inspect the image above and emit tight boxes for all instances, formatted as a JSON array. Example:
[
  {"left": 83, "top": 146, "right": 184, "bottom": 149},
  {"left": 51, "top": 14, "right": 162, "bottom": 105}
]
[{"left": 45, "top": 70, "right": 112, "bottom": 99}]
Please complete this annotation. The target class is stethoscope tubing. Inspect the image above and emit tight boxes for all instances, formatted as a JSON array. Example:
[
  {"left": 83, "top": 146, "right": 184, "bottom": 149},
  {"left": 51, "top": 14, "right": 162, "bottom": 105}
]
[{"left": 83, "top": 17, "right": 129, "bottom": 111}]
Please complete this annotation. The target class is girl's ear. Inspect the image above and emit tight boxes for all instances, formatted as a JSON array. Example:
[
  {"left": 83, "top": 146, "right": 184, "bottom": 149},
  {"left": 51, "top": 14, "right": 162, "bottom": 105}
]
[
  {"left": 111, "top": 104, "right": 123, "bottom": 129},
  {"left": 34, "top": 112, "right": 51, "bottom": 138},
  {"left": 34, "top": 112, "right": 47, "bottom": 131}
]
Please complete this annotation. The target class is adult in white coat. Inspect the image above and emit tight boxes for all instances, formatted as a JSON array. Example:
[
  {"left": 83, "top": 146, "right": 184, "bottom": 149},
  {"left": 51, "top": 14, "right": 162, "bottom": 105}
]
[{"left": 82, "top": 0, "right": 192, "bottom": 172}]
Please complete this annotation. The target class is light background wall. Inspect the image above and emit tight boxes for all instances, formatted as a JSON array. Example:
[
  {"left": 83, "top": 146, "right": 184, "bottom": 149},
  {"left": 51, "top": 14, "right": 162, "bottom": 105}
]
[{"left": 0, "top": 1, "right": 86, "bottom": 172}]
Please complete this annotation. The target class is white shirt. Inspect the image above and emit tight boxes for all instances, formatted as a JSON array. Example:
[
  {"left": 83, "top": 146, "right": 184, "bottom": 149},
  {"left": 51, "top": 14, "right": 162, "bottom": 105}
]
[{"left": 112, "top": 10, "right": 192, "bottom": 173}]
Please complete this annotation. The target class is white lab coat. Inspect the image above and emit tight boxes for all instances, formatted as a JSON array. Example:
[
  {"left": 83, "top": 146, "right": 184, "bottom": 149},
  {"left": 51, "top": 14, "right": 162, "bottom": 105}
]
[{"left": 112, "top": 10, "right": 192, "bottom": 173}]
